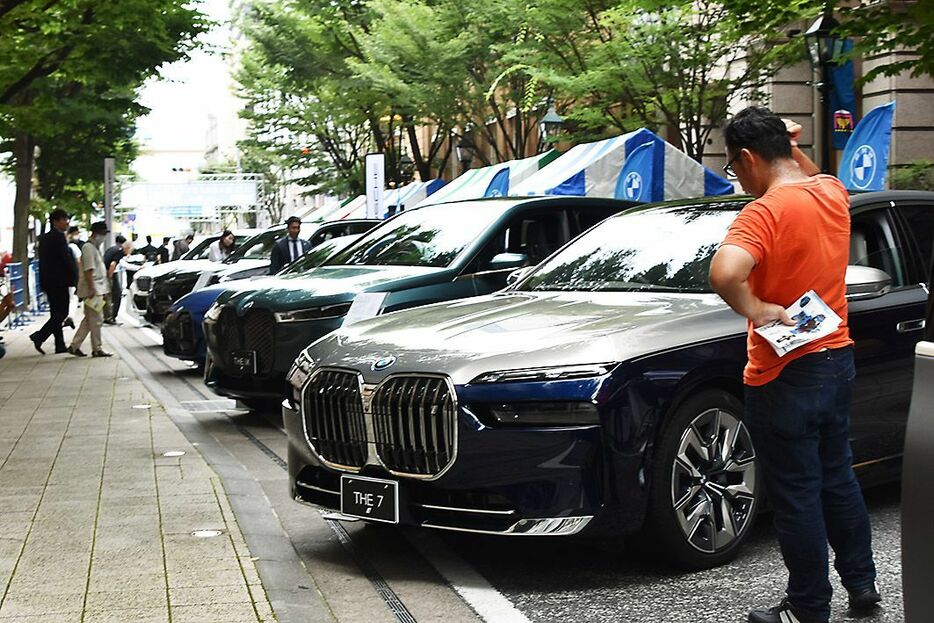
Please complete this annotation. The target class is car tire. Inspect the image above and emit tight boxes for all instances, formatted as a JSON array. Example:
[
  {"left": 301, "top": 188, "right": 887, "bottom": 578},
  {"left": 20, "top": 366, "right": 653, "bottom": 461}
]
[{"left": 647, "top": 388, "right": 760, "bottom": 570}]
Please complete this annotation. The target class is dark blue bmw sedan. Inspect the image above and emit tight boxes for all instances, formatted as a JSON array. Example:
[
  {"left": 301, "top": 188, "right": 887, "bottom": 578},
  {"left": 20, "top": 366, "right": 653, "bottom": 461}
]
[{"left": 283, "top": 190, "right": 934, "bottom": 569}]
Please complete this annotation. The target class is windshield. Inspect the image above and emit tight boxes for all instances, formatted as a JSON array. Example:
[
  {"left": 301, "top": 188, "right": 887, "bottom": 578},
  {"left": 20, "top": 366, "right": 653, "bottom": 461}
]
[
  {"left": 184, "top": 237, "right": 216, "bottom": 260},
  {"left": 518, "top": 205, "right": 741, "bottom": 293},
  {"left": 325, "top": 203, "right": 508, "bottom": 268},
  {"left": 227, "top": 229, "right": 284, "bottom": 262},
  {"left": 280, "top": 234, "right": 361, "bottom": 276}
]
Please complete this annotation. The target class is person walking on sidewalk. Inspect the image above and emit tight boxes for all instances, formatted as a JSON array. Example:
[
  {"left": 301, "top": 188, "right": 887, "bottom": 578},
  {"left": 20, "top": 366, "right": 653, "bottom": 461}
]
[
  {"left": 103, "top": 235, "right": 127, "bottom": 324},
  {"left": 29, "top": 209, "right": 79, "bottom": 354},
  {"left": 709, "top": 106, "right": 879, "bottom": 623},
  {"left": 68, "top": 221, "right": 113, "bottom": 358}
]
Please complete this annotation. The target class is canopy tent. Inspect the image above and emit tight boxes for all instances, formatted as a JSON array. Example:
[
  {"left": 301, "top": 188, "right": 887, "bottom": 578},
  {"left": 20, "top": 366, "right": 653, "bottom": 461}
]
[
  {"left": 339, "top": 179, "right": 446, "bottom": 220},
  {"left": 512, "top": 128, "right": 734, "bottom": 201},
  {"left": 418, "top": 150, "right": 559, "bottom": 207},
  {"left": 303, "top": 195, "right": 365, "bottom": 223}
]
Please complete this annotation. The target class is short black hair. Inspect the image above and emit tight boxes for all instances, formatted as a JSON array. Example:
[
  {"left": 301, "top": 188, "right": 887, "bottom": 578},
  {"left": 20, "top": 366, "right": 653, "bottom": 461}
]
[
  {"left": 115, "top": 235, "right": 127, "bottom": 244},
  {"left": 68, "top": 225, "right": 80, "bottom": 234},
  {"left": 49, "top": 209, "right": 69, "bottom": 222},
  {"left": 185, "top": 234, "right": 194, "bottom": 241},
  {"left": 285, "top": 216, "right": 301, "bottom": 226},
  {"left": 723, "top": 106, "right": 792, "bottom": 162},
  {"left": 146, "top": 235, "right": 152, "bottom": 243},
  {"left": 162, "top": 236, "right": 170, "bottom": 243}
]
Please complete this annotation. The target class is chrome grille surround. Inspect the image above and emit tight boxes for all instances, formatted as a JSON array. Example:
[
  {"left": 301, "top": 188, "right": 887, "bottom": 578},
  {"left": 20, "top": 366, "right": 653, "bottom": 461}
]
[
  {"left": 299, "top": 368, "right": 458, "bottom": 480},
  {"left": 301, "top": 368, "right": 369, "bottom": 471},
  {"left": 371, "top": 374, "right": 457, "bottom": 479}
]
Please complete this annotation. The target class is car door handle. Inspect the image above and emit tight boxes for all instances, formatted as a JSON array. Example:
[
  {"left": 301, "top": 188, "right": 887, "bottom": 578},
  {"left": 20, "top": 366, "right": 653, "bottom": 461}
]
[{"left": 897, "top": 319, "right": 926, "bottom": 333}]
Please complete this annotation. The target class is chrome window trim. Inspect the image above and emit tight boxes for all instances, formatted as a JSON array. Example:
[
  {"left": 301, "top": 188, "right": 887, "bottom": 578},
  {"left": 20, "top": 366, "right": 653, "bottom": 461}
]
[{"left": 417, "top": 503, "right": 515, "bottom": 516}]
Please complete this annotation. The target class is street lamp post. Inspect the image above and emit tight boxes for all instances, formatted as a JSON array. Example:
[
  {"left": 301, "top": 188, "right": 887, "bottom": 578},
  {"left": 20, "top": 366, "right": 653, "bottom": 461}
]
[
  {"left": 804, "top": 11, "right": 846, "bottom": 173},
  {"left": 539, "top": 102, "right": 564, "bottom": 153},
  {"left": 398, "top": 153, "right": 415, "bottom": 185},
  {"left": 456, "top": 136, "right": 477, "bottom": 173}
]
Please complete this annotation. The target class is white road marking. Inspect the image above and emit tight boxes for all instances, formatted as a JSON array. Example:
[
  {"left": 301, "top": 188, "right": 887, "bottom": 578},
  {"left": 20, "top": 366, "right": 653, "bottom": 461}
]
[
  {"left": 117, "top": 308, "right": 162, "bottom": 345},
  {"left": 404, "top": 531, "right": 532, "bottom": 623}
]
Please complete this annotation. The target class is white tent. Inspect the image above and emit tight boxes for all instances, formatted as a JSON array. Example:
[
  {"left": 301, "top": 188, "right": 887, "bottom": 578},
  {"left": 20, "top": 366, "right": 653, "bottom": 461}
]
[
  {"left": 512, "top": 128, "right": 733, "bottom": 201},
  {"left": 339, "top": 179, "right": 445, "bottom": 219},
  {"left": 418, "top": 151, "right": 558, "bottom": 207}
]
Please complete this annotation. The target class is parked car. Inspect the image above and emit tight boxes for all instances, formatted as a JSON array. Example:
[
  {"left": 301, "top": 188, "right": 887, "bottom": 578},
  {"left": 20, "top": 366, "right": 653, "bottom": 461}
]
[
  {"left": 203, "top": 197, "right": 640, "bottom": 409},
  {"left": 147, "top": 220, "right": 378, "bottom": 324},
  {"left": 162, "top": 233, "right": 366, "bottom": 366},
  {"left": 282, "top": 190, "right": 934, "bottom": 569},
  {"left": 901, "top": 244, "right": 934, "bottom": 621},
  {"left": 128, "top": 232, "right": 258, "bottom": 320}
]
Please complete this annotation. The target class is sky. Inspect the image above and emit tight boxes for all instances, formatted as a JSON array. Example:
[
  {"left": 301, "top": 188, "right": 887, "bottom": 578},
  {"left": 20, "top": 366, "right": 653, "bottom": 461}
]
[{"left": 131, "top": 0, "right": 245, "bottom": 181}]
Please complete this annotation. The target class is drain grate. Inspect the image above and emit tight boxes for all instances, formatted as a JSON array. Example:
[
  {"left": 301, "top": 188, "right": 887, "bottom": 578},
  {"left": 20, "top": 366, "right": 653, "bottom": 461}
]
[{"left": 180, "top": 399, "right": 245, "bottom": 413}]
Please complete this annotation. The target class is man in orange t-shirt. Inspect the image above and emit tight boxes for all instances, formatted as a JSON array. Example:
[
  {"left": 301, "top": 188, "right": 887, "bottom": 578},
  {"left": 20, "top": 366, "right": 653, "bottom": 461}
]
[{"left": 709, "top": 107, "right": 878, "bottom": 623}]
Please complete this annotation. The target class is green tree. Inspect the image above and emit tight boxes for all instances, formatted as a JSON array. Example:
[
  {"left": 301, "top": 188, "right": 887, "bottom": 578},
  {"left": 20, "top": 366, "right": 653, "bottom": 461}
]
[
  {"left": 505, "top": 0, "right": 803, "bottom": 160},
  {"left": 0, "top": 0, "right": 206, "bottom": 281}
]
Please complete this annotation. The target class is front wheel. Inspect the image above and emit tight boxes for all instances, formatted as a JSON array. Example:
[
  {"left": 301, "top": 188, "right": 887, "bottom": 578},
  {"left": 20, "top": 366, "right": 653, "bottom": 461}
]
[{"left": 647, "top": 389, "right": 760, "bottom": 569}]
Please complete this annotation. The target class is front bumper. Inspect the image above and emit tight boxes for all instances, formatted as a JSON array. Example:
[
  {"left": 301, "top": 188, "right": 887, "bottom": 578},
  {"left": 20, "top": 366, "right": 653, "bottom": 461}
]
[
  {"left": 162, "top": 310, "right": 204, "bottom": 362},
  {"left": 203, "top": 312, "right": 342, "bottom": 400},
  {"left": 283, "top": 397, "right": 627, "bottom": 536}
]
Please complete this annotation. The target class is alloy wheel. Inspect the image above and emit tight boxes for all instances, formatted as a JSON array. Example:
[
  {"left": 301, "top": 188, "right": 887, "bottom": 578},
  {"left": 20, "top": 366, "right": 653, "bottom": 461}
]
[{"left": 670, "top": 407, "right": 757, "bottom": 554}]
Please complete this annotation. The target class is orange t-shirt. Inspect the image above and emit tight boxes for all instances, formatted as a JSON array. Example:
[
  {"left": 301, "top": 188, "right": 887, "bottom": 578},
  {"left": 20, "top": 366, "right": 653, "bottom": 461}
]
[{"left": 721, "top": 174, "right": 854, "bottom": 386}]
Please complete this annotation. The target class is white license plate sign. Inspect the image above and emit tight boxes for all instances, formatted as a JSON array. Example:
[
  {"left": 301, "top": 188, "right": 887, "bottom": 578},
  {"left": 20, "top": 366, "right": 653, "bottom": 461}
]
[{"left": 340, "top": 475, "right": 398, "bottom": 523}]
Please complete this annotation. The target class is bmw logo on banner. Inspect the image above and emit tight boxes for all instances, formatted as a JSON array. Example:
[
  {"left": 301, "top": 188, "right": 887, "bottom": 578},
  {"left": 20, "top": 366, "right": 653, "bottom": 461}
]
[
  {"left": 849, "top": 145, "right": 876, "bottom": 190},
  {"left": 624, "top": 172, "right": 643, "bottom": 201}
]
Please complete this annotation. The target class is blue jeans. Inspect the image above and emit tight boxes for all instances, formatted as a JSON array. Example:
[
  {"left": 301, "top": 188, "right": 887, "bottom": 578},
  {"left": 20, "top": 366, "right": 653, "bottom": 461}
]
[{"left": 744, "top": 346, "right": 876, "bottom": 622}]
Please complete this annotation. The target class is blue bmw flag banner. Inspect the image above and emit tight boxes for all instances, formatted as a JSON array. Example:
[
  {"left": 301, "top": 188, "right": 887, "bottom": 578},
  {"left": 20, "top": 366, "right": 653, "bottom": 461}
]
[
  {"left": 838, "top": 101, "right": 896, "bottom": 192},
  {"left": 614, "top": 141, "right": 656, "bottom": 201}
]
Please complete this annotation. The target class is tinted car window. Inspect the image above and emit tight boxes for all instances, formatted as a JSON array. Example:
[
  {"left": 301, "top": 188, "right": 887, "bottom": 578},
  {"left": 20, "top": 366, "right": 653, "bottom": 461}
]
[
  {"left": 896, "top": 205, "right": 934, "bottom": 283},
  {"left": 326, "top": 203, "right": 507, "bottom": 268},
  {"left": 227, "top": 230, "right": 283, "bottom": 262},
  {"left": 519, "top": 206, "right": 740, "bottom": 293},
  {"left": 184, "top": 237, "right": 217, "bottom": 260},
  {"left": 280, "top": 235, "right": 359, "bottom": 275},
  {"left": 850, "top": 210, "right": 908, "bottom": 286}
]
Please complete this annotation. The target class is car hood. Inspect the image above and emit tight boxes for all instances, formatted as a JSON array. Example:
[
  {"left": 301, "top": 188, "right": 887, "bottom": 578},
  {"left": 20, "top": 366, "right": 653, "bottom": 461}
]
[
  {"left": 309, "top": 291, "right": 747, "bottom": 384},
  {"left": 136, "top": 259, "right": 213, "bottom": 280},
  {"left": 172, "top": 277, "right": 268, "bottom": 314},
  {"left": 226, "top": 264, "right": 448, "bottom": 311}
]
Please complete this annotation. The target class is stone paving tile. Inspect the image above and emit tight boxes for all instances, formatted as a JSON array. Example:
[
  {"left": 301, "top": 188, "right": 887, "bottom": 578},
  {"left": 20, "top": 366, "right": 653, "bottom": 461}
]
[{"left": 0, "top": 322, "right": 274, "bottom": 623}]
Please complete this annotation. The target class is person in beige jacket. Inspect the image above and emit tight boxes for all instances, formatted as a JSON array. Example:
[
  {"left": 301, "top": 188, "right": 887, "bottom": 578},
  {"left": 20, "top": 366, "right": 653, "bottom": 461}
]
[{"left": 68, "top": 221, "right": 113, "bottom": 358}]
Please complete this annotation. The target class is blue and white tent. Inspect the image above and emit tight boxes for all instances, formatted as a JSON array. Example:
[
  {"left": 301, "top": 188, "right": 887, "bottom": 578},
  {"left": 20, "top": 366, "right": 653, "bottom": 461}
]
[
  {"left": 418, "top": 151, "right": 559, "bottom": 207},
  {"left": 512, "top": 128, "right": 734, "bottom": 201},
  {"left": 340, "top": 179, "right": 446, "bottom": 220}
]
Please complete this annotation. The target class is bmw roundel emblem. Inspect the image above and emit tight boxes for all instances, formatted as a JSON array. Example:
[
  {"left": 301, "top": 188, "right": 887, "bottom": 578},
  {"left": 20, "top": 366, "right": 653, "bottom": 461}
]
[
  {"left": 372, "top": 356, "right": 396, "bottom": 371},
  {"left": 624, "top": 171, "right": 643, "bottom": 200},
  {"left": 849, "top": 144, "right": 876, "bottom": 190}
]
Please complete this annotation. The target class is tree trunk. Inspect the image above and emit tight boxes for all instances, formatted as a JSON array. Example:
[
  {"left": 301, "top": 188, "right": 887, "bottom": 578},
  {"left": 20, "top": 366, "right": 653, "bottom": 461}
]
[{"left": 12, "top": 131, "right": 34, "bottom": 306}]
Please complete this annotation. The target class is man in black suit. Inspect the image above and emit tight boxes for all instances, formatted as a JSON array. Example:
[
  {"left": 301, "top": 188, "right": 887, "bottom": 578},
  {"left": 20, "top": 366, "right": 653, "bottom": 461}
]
[
  {"left": 30, "top": 209, "right": 79, "bottom": 354},
  {"left": 269, "top": 216, "right": 312, "bottom": 274}
]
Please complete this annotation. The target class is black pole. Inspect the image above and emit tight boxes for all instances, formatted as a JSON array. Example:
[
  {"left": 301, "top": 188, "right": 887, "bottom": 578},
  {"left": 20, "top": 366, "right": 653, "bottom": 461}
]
[{"left": 819, "top": 63, "right": 832, "bottom": 174}]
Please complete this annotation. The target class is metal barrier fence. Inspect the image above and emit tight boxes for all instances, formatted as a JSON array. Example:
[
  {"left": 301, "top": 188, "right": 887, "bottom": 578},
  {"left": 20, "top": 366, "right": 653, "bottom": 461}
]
[{"left": 5, "top": 262, "right": 30, "bottom": 328}]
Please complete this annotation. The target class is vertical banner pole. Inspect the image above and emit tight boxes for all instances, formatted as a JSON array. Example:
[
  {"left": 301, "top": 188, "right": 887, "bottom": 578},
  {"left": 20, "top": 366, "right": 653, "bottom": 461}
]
[
  {"left": 365, "top": 153, "right": 385, "bottom": 220},
  {"left": 104, "top": 157, "right": 115, "bottom": 247}
]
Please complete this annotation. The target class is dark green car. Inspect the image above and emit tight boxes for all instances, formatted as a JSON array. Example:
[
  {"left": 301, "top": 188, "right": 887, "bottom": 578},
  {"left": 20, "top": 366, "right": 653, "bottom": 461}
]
[{"left": 203, "top": 196, "right": 638, "bottom": 406}]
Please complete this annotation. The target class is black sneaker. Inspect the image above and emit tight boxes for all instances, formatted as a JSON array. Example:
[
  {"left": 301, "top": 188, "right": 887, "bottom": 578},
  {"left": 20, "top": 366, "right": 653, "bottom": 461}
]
[
  {"left": 29, "top": 332, "right": 45, "bottom": 355},
  {"left": 748, "top": 599, "right": 826, "bottom": 623},
  {"left": 848, "top": 584, "right": 882, "bottom": 612},
  {"left": 67, "top": 346, "right": 87, "bottom": 358}
]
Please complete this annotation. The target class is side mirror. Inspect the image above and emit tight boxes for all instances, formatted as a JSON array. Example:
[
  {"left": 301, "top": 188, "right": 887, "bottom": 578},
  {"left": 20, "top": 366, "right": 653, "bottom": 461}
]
[
  {"left": 488, "top": 252, "right": 529, "bottom": 271},
  {"left": 845, "top": 265, "right": 892, "bottom": 300},
  {"left": 506, "top": 266, "right": 533, "bottom": 286}
]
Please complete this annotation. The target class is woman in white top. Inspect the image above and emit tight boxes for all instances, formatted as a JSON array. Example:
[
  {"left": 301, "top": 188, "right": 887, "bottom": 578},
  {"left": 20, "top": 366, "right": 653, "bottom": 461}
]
[{"left": 208, "top": 230, "right": 236, "bottom": 262}]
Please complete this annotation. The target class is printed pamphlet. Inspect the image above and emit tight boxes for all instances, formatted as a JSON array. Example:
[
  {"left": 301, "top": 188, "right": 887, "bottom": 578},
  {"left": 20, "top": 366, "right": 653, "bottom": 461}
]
[{"left": 754, "top": 290, "right": 842, "bottom": 357}]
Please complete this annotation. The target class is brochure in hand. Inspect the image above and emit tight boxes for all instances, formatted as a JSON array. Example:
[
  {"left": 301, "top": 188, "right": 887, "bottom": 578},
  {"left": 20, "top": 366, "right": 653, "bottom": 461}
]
[{"left": 754, "top": 290, "right": 842, "bottom": 357}]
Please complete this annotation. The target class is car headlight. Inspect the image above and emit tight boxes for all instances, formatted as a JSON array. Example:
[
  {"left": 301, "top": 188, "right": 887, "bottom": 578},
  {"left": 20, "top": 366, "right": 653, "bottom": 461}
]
[
  {"left": 204, "top": 302, "right": 223, "bottom": 322},
  {"left": 477, "top": 401, "right": 599, "bottom": 426},
  {"left": 287, "top": 350, "right": 315, "bottom": 393},
  {"left": 469, "top": 363, "right": 614, "bottom": 384},
  {"left": 274, "top": 302, "right": 352, "bottom": 323}
]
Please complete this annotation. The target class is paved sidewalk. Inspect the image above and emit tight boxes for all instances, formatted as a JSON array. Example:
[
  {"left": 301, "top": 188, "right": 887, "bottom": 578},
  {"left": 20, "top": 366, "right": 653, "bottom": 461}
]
[{"left": 0, "top": 321, "right": 276, "bottom": 622}]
